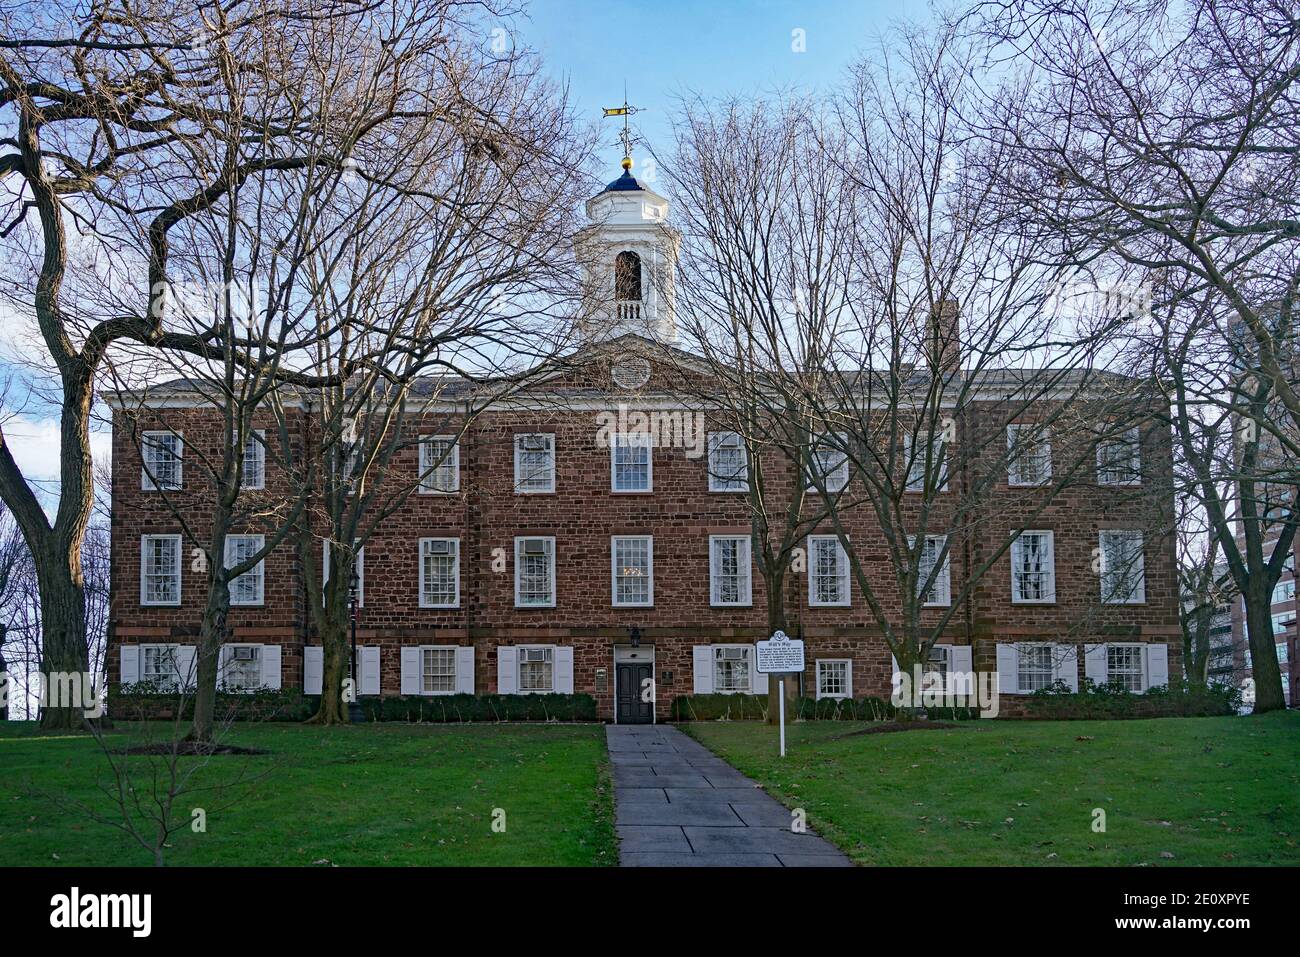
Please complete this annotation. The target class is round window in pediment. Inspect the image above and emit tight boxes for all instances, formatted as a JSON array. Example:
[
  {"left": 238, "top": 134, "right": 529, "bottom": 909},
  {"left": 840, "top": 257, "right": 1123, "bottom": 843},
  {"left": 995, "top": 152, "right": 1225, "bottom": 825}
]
[{"left": 611, "top": 355, "right": 652, "bottom": 390}]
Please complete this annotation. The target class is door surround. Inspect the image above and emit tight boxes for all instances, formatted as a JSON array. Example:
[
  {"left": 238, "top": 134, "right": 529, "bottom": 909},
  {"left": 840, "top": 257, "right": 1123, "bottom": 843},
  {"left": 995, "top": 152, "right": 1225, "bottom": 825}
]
[{"left": 613, "top": 643, "right": 656, "bottom": 724}]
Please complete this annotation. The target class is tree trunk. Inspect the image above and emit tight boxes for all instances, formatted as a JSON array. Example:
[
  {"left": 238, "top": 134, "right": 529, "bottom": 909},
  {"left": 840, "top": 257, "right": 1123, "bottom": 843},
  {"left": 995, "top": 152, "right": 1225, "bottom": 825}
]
[
  {"left": 36, "top": 553, "right": 91, "bottom": 731},
  {"left": 313, "top": 615, "right": 350, "bottom": 725},
  {"left": 189, "top": 580, "right": 231, "bottom": 745},
  {"left": 1243, "top": 586, "right": 1287, "bottom": 713},
  {"left": 763, "top": 570, "right": 795, "bottom": 726}
]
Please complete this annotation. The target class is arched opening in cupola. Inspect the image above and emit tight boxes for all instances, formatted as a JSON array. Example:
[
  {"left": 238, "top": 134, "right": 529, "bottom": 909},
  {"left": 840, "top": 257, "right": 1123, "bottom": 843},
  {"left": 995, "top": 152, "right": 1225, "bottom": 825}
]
[{"left": 615, "top": 250, "right": 642, "bottom": 302}]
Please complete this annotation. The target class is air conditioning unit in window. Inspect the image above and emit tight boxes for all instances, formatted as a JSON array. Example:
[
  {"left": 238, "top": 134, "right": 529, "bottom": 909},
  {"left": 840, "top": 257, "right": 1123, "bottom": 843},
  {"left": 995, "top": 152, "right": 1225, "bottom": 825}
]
[
  {"left": 232, "top": 646, "right": 258, "bottom": 661},
  {"left": 520, "top": 648, "right": 551, "bottom": 662},
  {"left": 520, "top": 435, "right": 548, "bottom": 451},
  {"left": 523, "top": 540, "right": 547, "bottom": 556},
  {"left": 717, "top": 647, "right": 746, "bottom": 661},
  {"left": 426, "top": 540, "right": 452, "bottom": 555}
]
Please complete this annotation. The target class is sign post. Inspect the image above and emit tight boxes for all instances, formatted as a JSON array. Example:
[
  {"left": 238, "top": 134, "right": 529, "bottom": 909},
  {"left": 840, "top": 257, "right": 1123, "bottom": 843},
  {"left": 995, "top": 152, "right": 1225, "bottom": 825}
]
[{"left": 755, "top": 630, "right": 805, "bottom": 758}]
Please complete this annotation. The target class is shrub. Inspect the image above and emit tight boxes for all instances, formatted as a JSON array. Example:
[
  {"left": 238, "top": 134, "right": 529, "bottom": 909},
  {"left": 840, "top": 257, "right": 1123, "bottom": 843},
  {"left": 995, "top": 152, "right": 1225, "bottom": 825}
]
[
  {"left": 1023, "top": 677, "right": 1242, "bottom": 720},
  {"left": 109, "top": 684, "right": 313, "bottom": 722},
  {"left": 670, "top": 694, "right": 899, "bottom": 722}
]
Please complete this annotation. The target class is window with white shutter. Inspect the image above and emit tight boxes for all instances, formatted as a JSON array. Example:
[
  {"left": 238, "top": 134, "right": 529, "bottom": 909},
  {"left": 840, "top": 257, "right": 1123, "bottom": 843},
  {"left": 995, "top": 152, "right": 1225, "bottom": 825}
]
[
  {"left": 709, "top": 535, "right": 752, "bottom": 606},
  {"left": 223, "top": 645, "right": 263, "bottom": 690},
  {"left": 514, "top": 433, "right": 555, "bottom": 493},
  {"left": 225, "top": 534, "right": 265, "bottom": 606},
  {"left": 611, "top": 535, "right": 653, "bottom": 606},
  {"left": 808, "top": 535, "right": 850, "bottom": 606},
  {"left": 1100, "top": 529, "right": 1146, "bottom": 604},
  {"left": 419, "top": 436, "right": 460, "bottom": 493},
  {"left": 421, "top": 646, "right": 458, "bottom": 694},
  {"left": 517, "top": 646, "right": 555, "bottom": 692},
  {"left": 1011, "top": 530, "right": 1055, "bottom": 603},
  {"left": 707, "top": 431, "right": 748, "bottom": 492},
  {"left": 140, "top": 535, "right": 182, "bottom": 606},
  {"left": 419, "top": 538, "right": 460, "bottom": 607},
  {"left": 1106, "top": 643, "right": 1145, "bottom": 691},
  {"left": 713, "top": 645, "right": 752, "bottom": 693},
  {"left": 141, "top": 643, "right": 181, "bottom": 691},
  {"left": 1016, "top": 643, "right": 1054, "bottom": 693},
  {"left": 515, "top": 537, "right": 556, "bottom": 607},
  {"left": 141, "top": 432, "right": 183, "bottom": 491}
]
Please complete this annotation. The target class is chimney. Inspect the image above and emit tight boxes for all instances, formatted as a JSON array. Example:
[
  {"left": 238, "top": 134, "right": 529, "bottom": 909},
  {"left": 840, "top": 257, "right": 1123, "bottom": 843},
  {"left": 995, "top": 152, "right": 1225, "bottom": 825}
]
[{"left": 927, "top": 298, "right": 961, "bottom": 375}]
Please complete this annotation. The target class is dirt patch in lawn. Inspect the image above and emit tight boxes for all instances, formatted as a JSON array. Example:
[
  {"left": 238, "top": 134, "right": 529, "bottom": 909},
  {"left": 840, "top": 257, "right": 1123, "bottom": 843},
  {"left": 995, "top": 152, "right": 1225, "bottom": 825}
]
[
  {"left": 835, "top": 720, "right": 962, "bottom": 738},
  {"left": 120, "top": 743, "right": 268, "bottom": 756}
]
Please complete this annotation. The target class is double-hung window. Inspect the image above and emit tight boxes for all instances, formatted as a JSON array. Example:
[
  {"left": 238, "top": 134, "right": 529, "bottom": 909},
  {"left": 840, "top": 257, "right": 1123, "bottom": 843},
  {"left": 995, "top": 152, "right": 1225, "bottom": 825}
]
[
  {"left": 141, "top": 432, "right": 183, "bottom": 490},
  {"left": 140, "top": 535, "right": 182, "bottom": 606},
  {"left": 1099, "top": 530, "right": 1146, "bottom": 604},
  {"left": 709, "top": 535, "right": 752, "bottom": 606},
  {"left": 240, "top": 430, "right": 266, "bottom": 490},
  {"left": 224, "top": 645, "right": 262, "bottom": 690},
  {"left": 322, "top": 540, "right": 364, "bottom": 606},
  {"left": 1007, "top": 424, "right": 1051, "bottom": 486},
  {"left": 713, "top": 645, "right": 751, "bottom": 693},
  {"left": 707, "top": 431, "right": 748, "bottom": 491},
  {"left": 611, "top": 535, "right": 653, "bottom": 606},
  {"left": 904, "top": 432, "right": 950, "bottom": 493},
  {"left": 1106, "top": 643, "right": 1144, "bottom": 691},
  {"left": 807, "top": 433, "right": 849, "bottom": 492},
  {"left": 915, "top": 535, "right": 951, "bottom": 606},
  {"left": 1017, "top": 643, "right": 1054, "bottom": 692},
  {"left": 816, "top": 659, "right": 851, "bottom": 700},
  {"left": 515, "top": 537, "right": 556, "bottom": 607},
  {"left": 518, "top": 646, "right": 555, "bottom": 692},
  {"left": 225, "top": 534, "right": 265, "bottom": 606},
  {"left": 514, "top": 433, "right": 555, "bottom": 493},
  {"left": 422, "top": 647, "right": 457, "bottom": 694},
  {"left": 419, "top": 538, "right": 461, "bottom": 608},
  {"left": 419, "top": 436, "right": 460, "bottom": 493},
  {"left": 808, "top": 535, "right": 850, "bottom": 606},
  {"left": 611, "top": 433, "right": 653, "bottom": 492},
  {"left": 1097, "top": 427, "right": 1142, "bottom": 485},
  {"left": 1011, "top": 530, "right": 1055, "bottom": 603},
  {"left": 141, "top": 643, "right": 181, "bottom": 691}
]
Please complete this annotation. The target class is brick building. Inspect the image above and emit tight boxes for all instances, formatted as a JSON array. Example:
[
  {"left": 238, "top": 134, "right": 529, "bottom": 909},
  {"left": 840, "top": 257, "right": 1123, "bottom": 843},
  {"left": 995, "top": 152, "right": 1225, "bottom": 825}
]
[{"left": 106, "top": 163, "right": 1183, "bottom": 721}]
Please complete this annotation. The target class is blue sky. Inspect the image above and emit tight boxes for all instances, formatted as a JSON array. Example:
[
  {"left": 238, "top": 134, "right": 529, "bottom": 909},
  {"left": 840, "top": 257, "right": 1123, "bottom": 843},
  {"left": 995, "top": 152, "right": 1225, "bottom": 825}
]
[{"left": 520, "top": 0, "right": 935, "bottom": 175}]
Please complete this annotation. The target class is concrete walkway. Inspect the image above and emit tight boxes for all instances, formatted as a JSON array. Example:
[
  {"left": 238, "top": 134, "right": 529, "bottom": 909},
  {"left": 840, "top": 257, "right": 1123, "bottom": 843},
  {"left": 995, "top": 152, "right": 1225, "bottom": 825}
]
[{"left": 607, "top": 724, "right": 852, "bottom": 867}]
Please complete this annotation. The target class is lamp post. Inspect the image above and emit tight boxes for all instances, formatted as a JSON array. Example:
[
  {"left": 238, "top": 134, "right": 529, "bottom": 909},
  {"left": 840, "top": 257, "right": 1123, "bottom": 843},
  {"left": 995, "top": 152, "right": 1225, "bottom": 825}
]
[{"left": 348, "top": 563, "right": 364, "bottom": 723}]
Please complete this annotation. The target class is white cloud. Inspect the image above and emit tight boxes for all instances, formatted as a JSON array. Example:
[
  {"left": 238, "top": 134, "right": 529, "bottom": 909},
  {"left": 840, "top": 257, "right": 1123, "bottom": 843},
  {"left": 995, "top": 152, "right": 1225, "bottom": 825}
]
[{"left": 3, "top": 414, "right": 112, "bottom": 483}]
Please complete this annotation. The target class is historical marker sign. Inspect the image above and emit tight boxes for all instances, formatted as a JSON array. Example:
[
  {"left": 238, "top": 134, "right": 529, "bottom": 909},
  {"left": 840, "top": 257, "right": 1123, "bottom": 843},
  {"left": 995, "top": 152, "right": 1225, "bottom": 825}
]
[{"left": 755, "top": 629, "right": 805, "bottom": 674}]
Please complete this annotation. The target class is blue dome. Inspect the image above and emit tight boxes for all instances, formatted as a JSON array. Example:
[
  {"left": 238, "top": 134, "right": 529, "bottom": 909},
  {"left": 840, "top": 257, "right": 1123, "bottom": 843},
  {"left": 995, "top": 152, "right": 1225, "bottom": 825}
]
[{"left": 600, "top": 169, "right": 650, "bottom": 193}]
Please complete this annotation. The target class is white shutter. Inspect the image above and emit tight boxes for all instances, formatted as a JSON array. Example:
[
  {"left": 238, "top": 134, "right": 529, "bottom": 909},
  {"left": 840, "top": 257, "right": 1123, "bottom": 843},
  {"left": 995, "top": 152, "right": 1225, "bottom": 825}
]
[
  {"left": 891, "top": 652, "right": 903, "bottom": 700},
  {"left": 949, "top": 645, "right": 973, "bottom": 697},
  {"left": 750, "top": 647, "right": 768, "bottom": 694},
  {"left": 692, "top": 646, "right": 713, "bottom": 694},
  {"left": 497, "top": 646, "right": 518, "bottom": 694},
  {"left": 400, "top": 647, "right": 420, "bottom": 695},
  {"left": 454, "top": 646, "right": 475, "bottom": 694},
  {"left": 261, "top": 644, "right": 282, "bottom": 690},
  {"left": 175, "top": 645, "right": 197, "bottom": 690},
  {"left": 304, "top": 646, "right": 324, "bottom": 695},
  {"left": 996, "top": 643, "right": 1019, "bottom": 695},
  {"left": 360, "top": 646, "right": 380, "bottom": 696},
  {"left": 120, "top": 646, "right": 140, "bottom": 685},
  {"left": 1054, "top": 644, "right": 1079, "bottom": 691},
  {"left": 1145, "top": 643, "right": 1169, "bottom": 692},
  {"left": 1084, "top": 643, "right": 1108, "bottom": 687},
  {"left": 555, "top": 646, "right": 575, "bottom": 693},
  {"left": 216, "top": 645, "right": 228, "bottom": 691}
]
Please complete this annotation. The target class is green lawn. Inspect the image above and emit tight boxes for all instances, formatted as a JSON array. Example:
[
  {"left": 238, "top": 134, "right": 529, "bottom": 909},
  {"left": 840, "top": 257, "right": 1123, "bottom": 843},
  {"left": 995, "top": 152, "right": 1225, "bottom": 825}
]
[
  {"left": 0, "top": 722, "right": 615, "bottom": 866},
  {"left": 684, "top": 712, "right": 1300, "bottom": 866}
]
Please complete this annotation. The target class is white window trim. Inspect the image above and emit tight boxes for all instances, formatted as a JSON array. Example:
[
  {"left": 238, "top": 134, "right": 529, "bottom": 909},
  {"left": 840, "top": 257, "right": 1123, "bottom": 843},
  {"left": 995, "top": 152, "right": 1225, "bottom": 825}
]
[
  {"left": 225, "top": 534, "right": 266, "bottom": 607},
  {"left": 322, "top": 540, "right": 364, "bottom": 607},
  {"left": 808, "top": 432, "right": 849, "bottom": 493},
  {"left": 1105, "top": 641, "right": 1147, "bottom": 690},
  {"left": 240, "top": 429, "right": 266, "bottom": 491},
  {"left": 610, "top": 432, "right": 654, "bottom": 493},
  {"left": 514, "top": 536, "right": 557, "bottom": 608},
  {"left": 1096, "top": 427, "right": 1142, "bottom": 486},
  {"left": 140, "top": 534, "right": 182, "bottom": 606},
  {"left": 611, "top": 535, "right": 654, "bottom": 607},
  {"left": 141, "top": 431, "right": 183, "bottom": 491},
  {"left": 513, "top": 433, "right": 556, "bottom": 494},
  {"left": 419, "top": 644, "right": 460, "bottom": 696},
  {"left": 221, "top": 642, "right": 264, "bottom": 691},
  {"left": 915, "top": 534, "right": 952, "bottom": 607},
  {"left": 807, "top": 534, "right": 851, "bottom": 607},
  {"left": 140, "top": 642, "right": 182, "bottom": 691},
  {"left": 709, "top": 534, "right": 753, "bottom": 607},
  {"left": 1011, "top": 529, "right": 1056, "bottom": 604},
  {"left": 418, "top": 435, "right": 460, "bottom": 494},
  {"left": 516, "top": 643, "right": 556, "bottom": 694},
  {"left": 1015, "top": 641, "right": 1056, "bottom": 694},
  {"left": 1007, "top": 423, "right": 1051, "bottom": 487},
  {"left": 815, "top": 658, "right": 853, "bottom": 700},
  {"left": 1099, "top": 529, "right": 1146, "bottom": 605},
  {"left": 712, "top": 643, "right": 753, "bottom": 694},
  {"left": 707, "top": 431, "right": 749, "bottom": 492},
  {"left": 418, "top": 537, "right": 461, "bottom": 608},
  {"left": 904, "top": 432, "right": 950, "bottom": 494}
]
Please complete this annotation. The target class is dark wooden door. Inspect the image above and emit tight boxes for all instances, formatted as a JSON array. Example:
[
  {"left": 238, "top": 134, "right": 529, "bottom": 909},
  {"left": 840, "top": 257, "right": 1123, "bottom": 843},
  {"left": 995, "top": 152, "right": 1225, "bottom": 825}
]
[{"left": 616, "top": 662, "right": 654, "bottom": 724}]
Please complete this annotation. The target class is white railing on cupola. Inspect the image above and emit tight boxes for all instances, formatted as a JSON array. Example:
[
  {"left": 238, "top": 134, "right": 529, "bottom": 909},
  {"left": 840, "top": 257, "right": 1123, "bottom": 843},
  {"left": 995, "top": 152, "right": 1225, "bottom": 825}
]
[{"left": 616, "top": 300, "right": 643, "bottom": 322}]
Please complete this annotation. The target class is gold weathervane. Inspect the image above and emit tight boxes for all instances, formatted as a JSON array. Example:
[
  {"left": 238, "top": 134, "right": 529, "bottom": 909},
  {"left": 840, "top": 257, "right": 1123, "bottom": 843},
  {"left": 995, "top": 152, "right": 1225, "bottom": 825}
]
[{"left": 602, "top": 94, "right": 640, "bottom": 171}]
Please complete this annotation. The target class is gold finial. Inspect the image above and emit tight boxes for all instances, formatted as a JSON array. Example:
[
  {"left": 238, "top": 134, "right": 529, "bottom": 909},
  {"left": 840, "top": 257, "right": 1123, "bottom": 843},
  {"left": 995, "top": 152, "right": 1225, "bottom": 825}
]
[{"left": 603, "top": 87, "right": 640, "bottom": 173}]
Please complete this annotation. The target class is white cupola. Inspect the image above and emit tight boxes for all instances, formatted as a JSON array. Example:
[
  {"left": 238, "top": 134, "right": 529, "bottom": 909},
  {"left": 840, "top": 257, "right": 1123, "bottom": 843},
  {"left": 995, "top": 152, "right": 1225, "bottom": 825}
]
[{"left": 573, "top": 157, "right": 680, "bottom": 344}]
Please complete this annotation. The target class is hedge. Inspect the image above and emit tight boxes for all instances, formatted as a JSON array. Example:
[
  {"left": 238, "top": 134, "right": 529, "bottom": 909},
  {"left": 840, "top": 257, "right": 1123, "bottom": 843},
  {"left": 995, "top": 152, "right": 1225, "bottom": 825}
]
[
  {"left": 1022, "top": 678, "right": 1242, "bottom": 720},
  {"left": 669, "top": 694, "right": 906, "bottom": 722}
]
